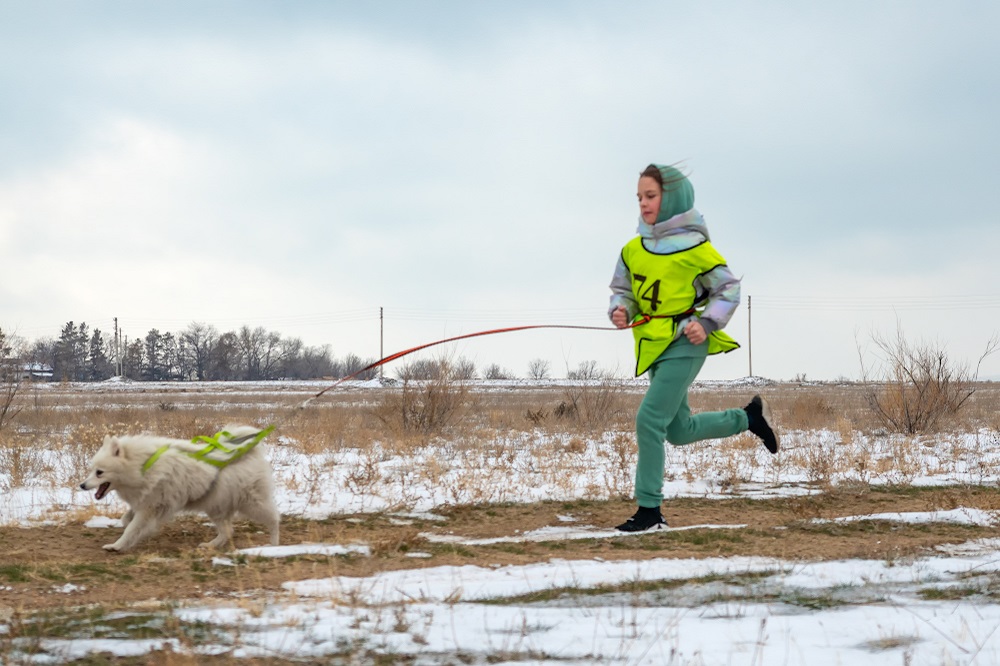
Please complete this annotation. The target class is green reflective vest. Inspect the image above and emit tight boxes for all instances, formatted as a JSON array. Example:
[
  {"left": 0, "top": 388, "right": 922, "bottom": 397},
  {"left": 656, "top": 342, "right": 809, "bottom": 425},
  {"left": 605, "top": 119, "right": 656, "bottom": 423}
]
[
  {"left": 622, "top": 236, "right": 739, "bottom": 376},
  {"left": 142, "top": 426, "right": 275, "bottom": 474}
]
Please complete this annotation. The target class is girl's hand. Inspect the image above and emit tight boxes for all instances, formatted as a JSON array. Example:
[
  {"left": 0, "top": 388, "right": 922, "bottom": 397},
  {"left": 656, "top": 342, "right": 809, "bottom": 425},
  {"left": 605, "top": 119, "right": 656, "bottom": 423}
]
[
  {"left": 611, "top": 307, "right": 629, "bottom": 329},
  {"left": 684, "top": 320, "right": 707, "bottom": 345}
]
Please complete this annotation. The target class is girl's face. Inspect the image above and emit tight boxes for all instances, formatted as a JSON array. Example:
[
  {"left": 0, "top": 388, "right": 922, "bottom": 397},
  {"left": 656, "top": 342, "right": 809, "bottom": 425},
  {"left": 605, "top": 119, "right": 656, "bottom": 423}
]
[{"left": 637, "top": 176, "right": 662, "bottom": 225}]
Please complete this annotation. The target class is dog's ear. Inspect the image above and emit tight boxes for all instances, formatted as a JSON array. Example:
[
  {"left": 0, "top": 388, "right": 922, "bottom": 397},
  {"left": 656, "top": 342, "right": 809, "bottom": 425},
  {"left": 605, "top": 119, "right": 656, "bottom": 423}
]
[{"left": 109, "top": 437, "right": 122, "bottom": 457}]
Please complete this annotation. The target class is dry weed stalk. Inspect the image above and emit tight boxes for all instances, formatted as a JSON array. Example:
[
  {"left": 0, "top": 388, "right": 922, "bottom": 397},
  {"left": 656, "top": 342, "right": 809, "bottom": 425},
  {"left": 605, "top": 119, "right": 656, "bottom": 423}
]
[
  {"left": 801, "top": 441, "right": 837, "bottom": 487},
  {"left": 343, "top": 443, "right": 388, "bottom": 503},
  {"left": 872, "top": 436, "right": 921, "bottom": 485},
  {"left": 716, "top": 433, "right": 763, "bottom": 487},
  {"left": 850, "top": 440, "right": 874, "bottom": 483},
  {"left": 599, "top": 432, "right": 635, "bottom": 498}
]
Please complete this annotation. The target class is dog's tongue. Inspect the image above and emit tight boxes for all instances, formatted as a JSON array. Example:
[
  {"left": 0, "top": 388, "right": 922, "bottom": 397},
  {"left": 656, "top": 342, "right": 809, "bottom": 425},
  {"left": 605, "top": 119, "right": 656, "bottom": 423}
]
[{"left": 95, "top": 482, "right": 110, "bottom": 500}]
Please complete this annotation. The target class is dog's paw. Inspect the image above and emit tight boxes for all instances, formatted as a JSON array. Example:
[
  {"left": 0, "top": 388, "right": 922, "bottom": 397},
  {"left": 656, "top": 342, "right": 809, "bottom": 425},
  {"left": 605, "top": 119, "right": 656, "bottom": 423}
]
[
  {"left": 197, "top": 541, "right": 219, "bottom": 550},
  {"left": 103, "top": 543, "right": 121, "bottom": 552}
]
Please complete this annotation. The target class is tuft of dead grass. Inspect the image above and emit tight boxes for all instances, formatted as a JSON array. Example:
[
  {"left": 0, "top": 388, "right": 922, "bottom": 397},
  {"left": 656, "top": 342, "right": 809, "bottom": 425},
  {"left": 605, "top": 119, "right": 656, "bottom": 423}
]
[{"left": 0, "top": 436, "right": 47, "bottom": 490}]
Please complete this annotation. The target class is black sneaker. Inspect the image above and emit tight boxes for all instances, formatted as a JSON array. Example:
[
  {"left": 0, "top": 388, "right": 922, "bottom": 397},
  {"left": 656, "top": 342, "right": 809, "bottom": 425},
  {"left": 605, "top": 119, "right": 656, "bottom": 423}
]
[
  {"left": 616, "top": 506, "right": 667, "bottom": 532},
  {"left": 745, "top": 394, "right": 779, "bottom": 454}
]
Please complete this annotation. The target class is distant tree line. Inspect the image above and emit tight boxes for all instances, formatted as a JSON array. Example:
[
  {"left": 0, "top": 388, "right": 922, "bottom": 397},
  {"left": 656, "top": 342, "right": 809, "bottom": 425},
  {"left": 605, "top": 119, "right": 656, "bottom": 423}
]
[
  {"left": 0, "top": 323, "right": 574, "bottom": 383},
  {"left": 0, "top": 322, "right": 377, "bottom": 382}
]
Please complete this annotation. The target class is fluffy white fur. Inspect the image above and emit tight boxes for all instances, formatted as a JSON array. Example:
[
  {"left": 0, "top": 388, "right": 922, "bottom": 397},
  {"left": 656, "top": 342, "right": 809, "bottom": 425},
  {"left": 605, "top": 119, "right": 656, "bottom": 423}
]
[{"left": 79, "top": 425, "right": 280, "bottom": 552}]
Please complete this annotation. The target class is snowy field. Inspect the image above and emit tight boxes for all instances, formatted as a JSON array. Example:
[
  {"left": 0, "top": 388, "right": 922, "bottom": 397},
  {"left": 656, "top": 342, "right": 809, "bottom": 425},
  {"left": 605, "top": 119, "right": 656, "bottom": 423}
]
[
  {"left": 22, "top": 534, "right": 1000, "bottom": 665},
  {"left": 3, "top": 379, "right": 1000, "bottom": 664}
]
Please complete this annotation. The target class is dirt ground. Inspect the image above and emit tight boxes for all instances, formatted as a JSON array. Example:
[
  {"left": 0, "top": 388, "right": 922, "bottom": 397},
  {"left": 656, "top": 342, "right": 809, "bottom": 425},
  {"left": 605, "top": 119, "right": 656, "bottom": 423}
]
[{"left": 3, "top": 485, "right": 1000, "bottom": 615}]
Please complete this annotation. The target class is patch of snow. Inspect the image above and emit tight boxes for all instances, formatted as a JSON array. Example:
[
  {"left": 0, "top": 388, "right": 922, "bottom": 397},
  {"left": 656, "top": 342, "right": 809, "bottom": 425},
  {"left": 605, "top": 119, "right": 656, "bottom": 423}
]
[{"left": 237, "top": 543, "right": 371, "bottom": 558}]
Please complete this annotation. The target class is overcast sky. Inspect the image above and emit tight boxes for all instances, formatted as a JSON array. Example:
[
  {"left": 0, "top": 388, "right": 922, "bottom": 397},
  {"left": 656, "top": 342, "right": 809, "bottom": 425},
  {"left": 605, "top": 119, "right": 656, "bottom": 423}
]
[{"left": 1, "top": 1, "right": 998, "bottom": 381}]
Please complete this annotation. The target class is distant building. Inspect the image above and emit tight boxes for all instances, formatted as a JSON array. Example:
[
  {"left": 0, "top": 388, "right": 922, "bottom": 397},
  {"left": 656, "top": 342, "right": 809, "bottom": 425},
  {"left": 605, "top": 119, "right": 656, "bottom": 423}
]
[{"left": 21, "top": 362, "right": 54, "bottom": 380}]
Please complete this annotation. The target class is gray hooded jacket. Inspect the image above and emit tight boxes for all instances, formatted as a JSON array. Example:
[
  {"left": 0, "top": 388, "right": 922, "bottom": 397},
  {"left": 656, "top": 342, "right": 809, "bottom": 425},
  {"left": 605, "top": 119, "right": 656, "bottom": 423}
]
[{"left": 608, "top": 208, "right": 741, "bottom": 339}]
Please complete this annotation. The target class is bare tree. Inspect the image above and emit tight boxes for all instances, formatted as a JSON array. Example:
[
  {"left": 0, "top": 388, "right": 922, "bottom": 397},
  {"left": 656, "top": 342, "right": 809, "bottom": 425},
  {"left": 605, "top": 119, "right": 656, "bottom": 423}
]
[
  {"left": 26, "top": 338, "right": 55, "bottom": 374},
  {"left": 259, "top": 330, "right": 285, "bottom": 380},
  {"left": 208, "top": 331, "right": 240, "bottom": 380},
  {"left": 236, "top": 326, "right": 285, "bottom": 380},
  {"left": 451, "top": 357, "right": 478, "bottom": 380},
  {"left": 396, "top": 358, "right": 442, "bottom": 381},
  {"left": 527, "top": 358, "right": 551, "bottom": 380},
  {"left": 0, "top": 328, "right": 24, "bottom": 432},
  {"left": 180, "top": 322, "right": 218, "bottom": 380},
  {"left": 483, "top": 363, "right": 515, "bottom": 380},
  {"left": 858, "top": 324, "right": 999, "bottom": 434},
  {"left": 567, "top": 360, "right": 605, "bottom": 381},
  {"left": 341, "top": 353, "right": 377, "bottom": 380},
  {"left": 288, "top": 344, "right": 335, "bottom": 379}
]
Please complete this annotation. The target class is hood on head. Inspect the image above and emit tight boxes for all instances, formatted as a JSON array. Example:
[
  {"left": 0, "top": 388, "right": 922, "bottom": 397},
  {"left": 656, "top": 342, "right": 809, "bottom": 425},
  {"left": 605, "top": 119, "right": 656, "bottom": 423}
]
[{"left": 653, "top": 164, "right": 695, "bottom": 223}]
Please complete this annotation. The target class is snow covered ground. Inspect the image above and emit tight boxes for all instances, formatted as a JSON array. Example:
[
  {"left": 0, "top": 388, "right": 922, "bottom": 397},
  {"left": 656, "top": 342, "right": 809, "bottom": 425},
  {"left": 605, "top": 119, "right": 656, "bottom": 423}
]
[
  {"left": 17, "top": 530, "right": 1000, "bottom": 664},
  {"left": 3, "top": 380, "right": 1000, "bottom": 663}
]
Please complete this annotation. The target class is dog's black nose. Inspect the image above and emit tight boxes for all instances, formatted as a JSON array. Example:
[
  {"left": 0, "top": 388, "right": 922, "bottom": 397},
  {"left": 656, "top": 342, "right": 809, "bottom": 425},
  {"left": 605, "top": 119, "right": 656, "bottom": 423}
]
[{"left": 79, "top": 483, "right": 86, "bottom": 490}]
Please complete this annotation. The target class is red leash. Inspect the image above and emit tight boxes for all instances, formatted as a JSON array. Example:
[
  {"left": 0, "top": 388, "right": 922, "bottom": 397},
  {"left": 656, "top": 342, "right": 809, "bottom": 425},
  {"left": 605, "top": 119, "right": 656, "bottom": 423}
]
[{"left": 297, "top": 316, "right": 654, "bottom": 408}]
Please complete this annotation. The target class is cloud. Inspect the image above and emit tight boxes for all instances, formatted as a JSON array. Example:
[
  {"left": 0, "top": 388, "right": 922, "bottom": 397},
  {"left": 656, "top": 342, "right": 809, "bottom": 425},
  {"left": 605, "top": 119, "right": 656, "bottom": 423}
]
[{"left": 1, "top": 2, "right": 998, "bottom": 379}]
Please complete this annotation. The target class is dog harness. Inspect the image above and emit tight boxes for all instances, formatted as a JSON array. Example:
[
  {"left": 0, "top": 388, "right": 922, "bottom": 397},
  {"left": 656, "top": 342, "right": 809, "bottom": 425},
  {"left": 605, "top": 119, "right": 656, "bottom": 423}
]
[{"left": 141, "top": 425, "right": 276, "bottom": 474}]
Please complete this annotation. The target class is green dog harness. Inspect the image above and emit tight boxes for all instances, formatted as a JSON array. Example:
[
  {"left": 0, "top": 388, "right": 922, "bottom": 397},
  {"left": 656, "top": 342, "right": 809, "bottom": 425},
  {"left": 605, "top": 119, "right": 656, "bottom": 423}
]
[{"left": 142, "top": 425, "right": 275, "bottom": 474}]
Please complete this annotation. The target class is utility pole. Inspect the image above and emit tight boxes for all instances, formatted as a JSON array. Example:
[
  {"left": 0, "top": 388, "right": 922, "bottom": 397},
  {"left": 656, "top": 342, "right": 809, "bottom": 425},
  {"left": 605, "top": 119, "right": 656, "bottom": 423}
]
[
  {"left": 379, "top": 307, "right": 384, "bottom": 380},
  {"left": 114, "top": 317, "right": 120, "bottom": 377},
  {"left": 747, "top": 295, "right": 753, "bottom": 378}
]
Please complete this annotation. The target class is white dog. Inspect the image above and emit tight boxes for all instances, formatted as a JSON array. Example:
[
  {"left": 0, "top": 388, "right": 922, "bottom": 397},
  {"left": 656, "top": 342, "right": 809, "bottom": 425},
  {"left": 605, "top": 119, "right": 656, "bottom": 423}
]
[{"left": 79, "top": 425, "right": 280, "bottom": 552}]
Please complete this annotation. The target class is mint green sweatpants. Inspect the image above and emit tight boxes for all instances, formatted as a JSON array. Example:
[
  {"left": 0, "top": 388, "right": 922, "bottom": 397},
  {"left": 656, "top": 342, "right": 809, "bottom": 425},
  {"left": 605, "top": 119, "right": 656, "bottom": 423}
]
[{"left": 634, "top": 341, "right": 749, "bottom": 508}]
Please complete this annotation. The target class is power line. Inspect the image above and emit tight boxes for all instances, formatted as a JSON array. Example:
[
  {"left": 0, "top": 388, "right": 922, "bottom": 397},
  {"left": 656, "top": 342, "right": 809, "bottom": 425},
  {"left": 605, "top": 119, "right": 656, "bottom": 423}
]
[{"left": 751, "top": 294, "right": 1000, "bottom": 312}]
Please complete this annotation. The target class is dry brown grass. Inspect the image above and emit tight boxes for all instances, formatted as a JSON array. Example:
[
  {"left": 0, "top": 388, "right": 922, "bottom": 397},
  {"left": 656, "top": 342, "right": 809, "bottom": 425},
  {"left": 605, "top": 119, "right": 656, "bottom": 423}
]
[
  {"left": 3, "top": 379, "right": 1000, "bottom": 513},
  {"left": 21, "top": 377, "right": 996, "bottom": 444},
  {"left": 0, "top": 436, "right": 47, "bottom": 490}
]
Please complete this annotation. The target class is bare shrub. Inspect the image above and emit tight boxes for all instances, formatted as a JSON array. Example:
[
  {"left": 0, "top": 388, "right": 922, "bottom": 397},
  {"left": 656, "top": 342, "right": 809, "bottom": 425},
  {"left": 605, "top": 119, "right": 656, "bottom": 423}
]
[
  {"left": 558, "top": 377, "right": 630, "bottom": 431},
  {"left": 525, "top": 408, "right": 548, "bottom": 426},
  {"left": 343, "top": 444, "right": 387, "bottom": 501},
  {"left": 396, "top": 355, "right": 478, "bottom": 381},
  {"left": 567, "top": 360, "right": 603, "bottom": 380},
  {"left": 802, "top": 441, "right": 837, "bottom": 487},
  {"left": 451, "top": 357, "right": 478, "bottom": 380},
  {"left": 483, "top": 364, "right": 515, "bottom": 380},
  {"left": 858, "top": 326, "right": 999, "bottom": 434},
  {"left": 373, "top": 367, "right": 473, "bottom": 434},
  {"left": 396, "top": 358, "right": 444, "bottom": 381},
  {"left": 527, "top": 358, "right": 551, "bottom": 380}
]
